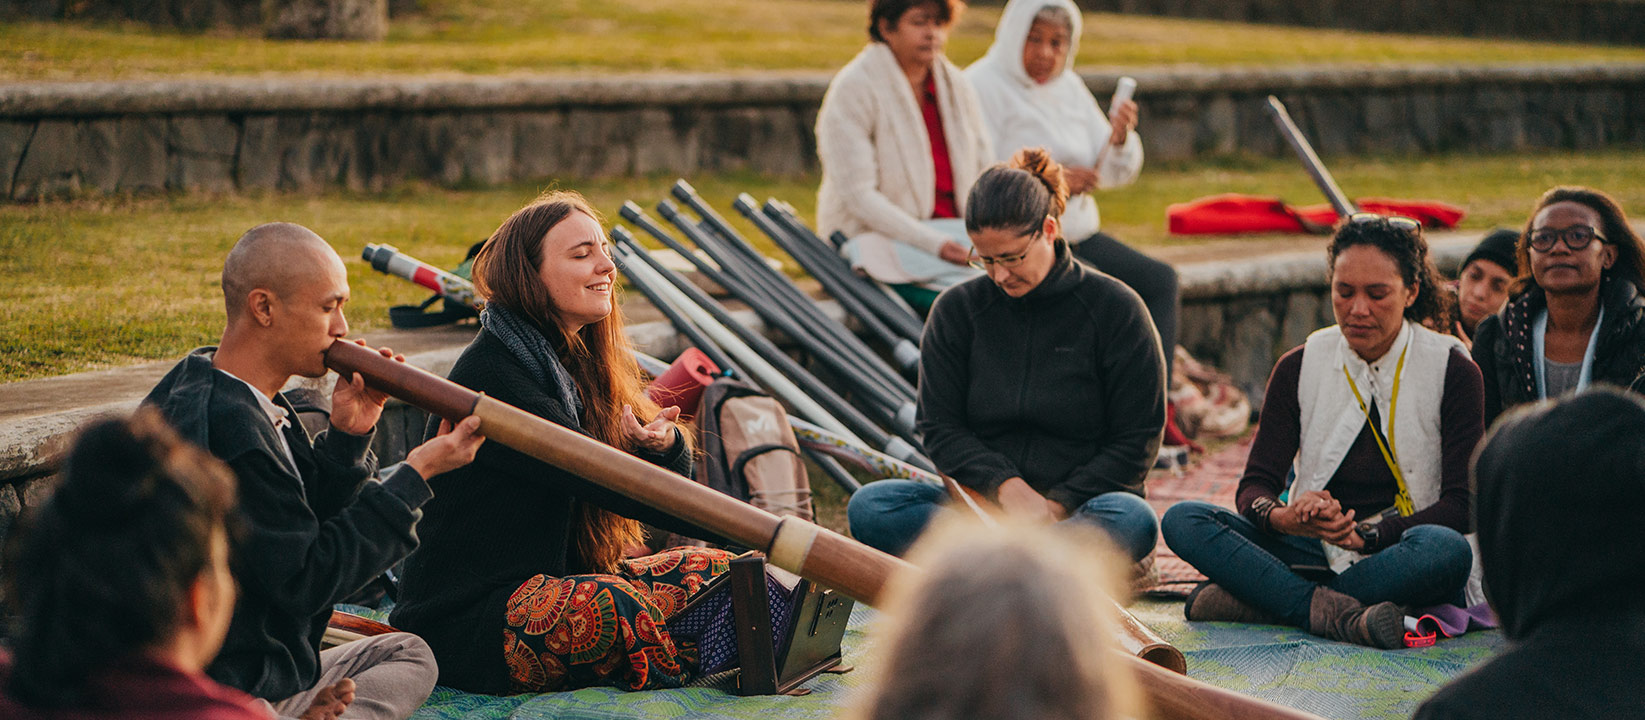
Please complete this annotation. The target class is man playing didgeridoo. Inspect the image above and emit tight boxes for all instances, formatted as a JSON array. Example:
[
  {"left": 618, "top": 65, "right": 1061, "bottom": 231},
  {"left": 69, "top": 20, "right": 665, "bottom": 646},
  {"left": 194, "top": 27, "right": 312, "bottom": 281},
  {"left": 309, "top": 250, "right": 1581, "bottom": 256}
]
[{"left": 144, "top": 222, "right": 485, "bottom": 720}]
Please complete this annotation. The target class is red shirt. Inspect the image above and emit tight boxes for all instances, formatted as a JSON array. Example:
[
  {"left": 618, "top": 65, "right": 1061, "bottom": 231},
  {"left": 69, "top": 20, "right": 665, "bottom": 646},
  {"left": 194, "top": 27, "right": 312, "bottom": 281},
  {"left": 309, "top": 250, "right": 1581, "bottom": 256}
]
[
  {"left": 920, "top": 72, "right": 959, "bottom": 219},
  {"left": 0, "top": 651, "right": 270, "bottom": 720}
]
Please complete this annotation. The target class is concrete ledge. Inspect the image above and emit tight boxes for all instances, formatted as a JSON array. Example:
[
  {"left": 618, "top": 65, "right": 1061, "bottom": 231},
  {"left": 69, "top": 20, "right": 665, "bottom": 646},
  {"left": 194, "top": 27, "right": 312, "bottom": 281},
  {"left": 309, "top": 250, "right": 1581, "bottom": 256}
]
[
  {"left": 4, "top": 64, "right": 1644, "bottom": 118},
  {"left": 5, "top": 62, "right": 1644, "bottom": 199},
  {"left": 0, "top": 73, "right": 837, "bottom": 118}
]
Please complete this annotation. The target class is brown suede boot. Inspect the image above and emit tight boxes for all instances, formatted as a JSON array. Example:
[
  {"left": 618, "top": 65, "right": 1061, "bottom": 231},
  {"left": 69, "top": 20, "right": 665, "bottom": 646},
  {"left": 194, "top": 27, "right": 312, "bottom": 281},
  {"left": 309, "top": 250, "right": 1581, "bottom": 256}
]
[
  {"left": 1184, "top": 582, "right": 1281, "bottom": 625},
  {"left": 1307, "top": 587, "right": 1405, "bottom": 649}
]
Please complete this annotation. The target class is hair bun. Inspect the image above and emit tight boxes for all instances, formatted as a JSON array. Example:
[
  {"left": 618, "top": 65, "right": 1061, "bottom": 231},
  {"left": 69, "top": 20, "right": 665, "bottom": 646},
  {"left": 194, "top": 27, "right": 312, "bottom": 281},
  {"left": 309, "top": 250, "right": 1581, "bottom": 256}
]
[
  {"left": 53, "top": 413, "right": 171, "bottom": 523},
  {"left": 1008, "top": 147, "right": 1069, "bottom": 220}
]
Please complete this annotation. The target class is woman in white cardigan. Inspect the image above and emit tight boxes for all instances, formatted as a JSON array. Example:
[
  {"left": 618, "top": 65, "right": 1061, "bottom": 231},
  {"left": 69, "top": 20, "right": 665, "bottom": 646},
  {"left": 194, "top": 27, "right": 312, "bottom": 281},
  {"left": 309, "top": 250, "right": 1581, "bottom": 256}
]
[
  {"left": 967, "top": 0, "right": 1179, "bottom": 374},
  {"left": 815, "top": 0, "right": 993, "bottom": 312}
]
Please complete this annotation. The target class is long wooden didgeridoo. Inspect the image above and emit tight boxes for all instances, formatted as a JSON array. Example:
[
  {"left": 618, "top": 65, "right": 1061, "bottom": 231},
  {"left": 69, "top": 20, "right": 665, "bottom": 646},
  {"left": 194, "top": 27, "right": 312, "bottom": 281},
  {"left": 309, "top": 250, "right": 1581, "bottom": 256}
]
[{"left": 326, "top": 339, "right": 1324, "bottom": 720}]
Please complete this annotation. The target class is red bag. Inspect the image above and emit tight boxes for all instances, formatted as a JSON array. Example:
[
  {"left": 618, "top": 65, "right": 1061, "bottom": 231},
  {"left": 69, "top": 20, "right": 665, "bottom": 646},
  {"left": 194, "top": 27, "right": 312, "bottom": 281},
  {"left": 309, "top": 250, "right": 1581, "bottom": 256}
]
[{"left": 1167, "top": 193, "right": 1466, "bottom": 236}]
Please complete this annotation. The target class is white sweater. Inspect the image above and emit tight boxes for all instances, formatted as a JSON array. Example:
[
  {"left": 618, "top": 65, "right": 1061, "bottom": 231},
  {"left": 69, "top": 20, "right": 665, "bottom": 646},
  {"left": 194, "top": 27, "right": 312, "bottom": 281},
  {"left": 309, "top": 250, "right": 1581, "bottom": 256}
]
[
  {"left": 965, "top": 0, "right": 1143, "bottom": 243},
  {"left": 815, "top": 43, "right": 993, "bottom": 284}
]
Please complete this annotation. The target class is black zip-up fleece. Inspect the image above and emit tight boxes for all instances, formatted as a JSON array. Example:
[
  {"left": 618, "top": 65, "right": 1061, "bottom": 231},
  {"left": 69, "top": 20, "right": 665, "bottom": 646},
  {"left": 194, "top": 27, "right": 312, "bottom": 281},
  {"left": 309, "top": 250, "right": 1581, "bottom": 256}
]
[{"left": 916, "top": 239, "right": 1165, "bottom": 511}]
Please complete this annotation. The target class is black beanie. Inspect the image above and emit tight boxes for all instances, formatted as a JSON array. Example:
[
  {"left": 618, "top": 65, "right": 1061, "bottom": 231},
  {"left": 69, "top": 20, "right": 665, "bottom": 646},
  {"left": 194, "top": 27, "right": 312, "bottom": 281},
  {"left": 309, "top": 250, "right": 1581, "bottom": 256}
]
[{"left": 1462, "top": 228, "right": 1520, "bottom": 276}]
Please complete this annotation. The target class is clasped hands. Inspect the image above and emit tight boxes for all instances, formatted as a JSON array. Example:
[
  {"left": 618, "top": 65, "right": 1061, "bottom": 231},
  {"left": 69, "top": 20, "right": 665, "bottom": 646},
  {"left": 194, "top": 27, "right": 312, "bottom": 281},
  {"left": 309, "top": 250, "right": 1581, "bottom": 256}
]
[{"left": 1269, "top": 490, "right": 1366, "bottom": 551}]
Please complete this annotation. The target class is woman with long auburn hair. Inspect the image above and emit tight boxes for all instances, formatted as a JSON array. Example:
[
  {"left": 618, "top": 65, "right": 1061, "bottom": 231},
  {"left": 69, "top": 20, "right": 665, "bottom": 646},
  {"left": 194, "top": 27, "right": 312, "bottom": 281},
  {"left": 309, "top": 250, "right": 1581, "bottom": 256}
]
[{"left": 391, "top": 191, "right": 734, "bottom": 695}]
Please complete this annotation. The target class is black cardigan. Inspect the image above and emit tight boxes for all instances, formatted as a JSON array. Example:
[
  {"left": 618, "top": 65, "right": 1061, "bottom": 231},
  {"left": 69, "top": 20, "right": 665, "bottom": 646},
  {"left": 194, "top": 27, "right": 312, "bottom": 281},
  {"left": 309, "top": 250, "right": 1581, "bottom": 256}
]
[
  {"left": 390, "top": 328, "right": 713, "bottom": 694},
  {"left": 916, "top": 240, "right": 1165, "bottom": 511},
  {"left": 143, "top": 348, "right": 431, "bottom": 700},
  {"left": 1472, "top": 278, "right": 1645, "bottom": 426}
]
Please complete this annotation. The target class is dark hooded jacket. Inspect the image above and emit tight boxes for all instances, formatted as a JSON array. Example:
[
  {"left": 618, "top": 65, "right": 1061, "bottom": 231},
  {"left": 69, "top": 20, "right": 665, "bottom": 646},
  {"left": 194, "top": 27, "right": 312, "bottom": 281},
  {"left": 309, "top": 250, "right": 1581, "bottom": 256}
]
[
  {"left": 1414, "top": 388, "right": 1645, "bottom": 720},
  {"left": 143, "top": 348, "right": 432, "bottom": 700},
  {"left": 917, "top": 239, "right": 1165, "bottom": 511},
  {"left": 1472, "top": 277, "right": 1645, "bottom": 425}
]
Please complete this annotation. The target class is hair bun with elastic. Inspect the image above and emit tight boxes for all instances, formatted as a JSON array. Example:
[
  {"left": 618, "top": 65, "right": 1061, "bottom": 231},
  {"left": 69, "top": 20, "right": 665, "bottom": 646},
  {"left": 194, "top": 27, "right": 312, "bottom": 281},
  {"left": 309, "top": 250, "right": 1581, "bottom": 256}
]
[{"left": 1009, "top": 147, "right": 1069, "bottom": 219}]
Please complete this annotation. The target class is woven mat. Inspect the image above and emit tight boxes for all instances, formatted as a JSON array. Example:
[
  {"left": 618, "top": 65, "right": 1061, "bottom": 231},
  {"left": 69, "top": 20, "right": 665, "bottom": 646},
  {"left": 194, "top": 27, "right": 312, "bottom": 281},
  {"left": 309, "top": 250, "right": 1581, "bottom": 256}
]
[{"left": 1143, "top": 435, "right": 1252, "bottom": 596}]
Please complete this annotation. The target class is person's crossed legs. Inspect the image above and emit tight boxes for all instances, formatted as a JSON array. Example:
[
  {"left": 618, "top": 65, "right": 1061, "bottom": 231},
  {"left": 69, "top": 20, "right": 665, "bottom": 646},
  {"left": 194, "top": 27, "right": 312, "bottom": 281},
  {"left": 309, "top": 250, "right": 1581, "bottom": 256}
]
[
  {"left": 268, "top": 633, "right": 438, "bottom": 720},
  {"left": 847, "top": 480, "right": 1158, "bottom": 561}
]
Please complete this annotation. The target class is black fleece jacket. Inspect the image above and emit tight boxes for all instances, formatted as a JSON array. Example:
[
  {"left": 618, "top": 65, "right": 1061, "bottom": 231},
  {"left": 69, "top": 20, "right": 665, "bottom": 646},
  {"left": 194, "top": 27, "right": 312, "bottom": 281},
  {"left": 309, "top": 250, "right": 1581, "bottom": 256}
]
[
  {"left": 917, "top": 240, "right": 1165, "bottom": 511},
  {"left": 389, "top": 328, "right": 714, "bottom": 694},
  {"left": 143, "top": 348, "right": 432, "bottom": 701}
]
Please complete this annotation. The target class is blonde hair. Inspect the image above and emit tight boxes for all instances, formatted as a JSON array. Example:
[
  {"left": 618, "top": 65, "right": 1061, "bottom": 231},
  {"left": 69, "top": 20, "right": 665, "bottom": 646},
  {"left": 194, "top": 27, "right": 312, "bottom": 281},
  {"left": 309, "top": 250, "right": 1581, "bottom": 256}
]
[{"left": 850, "top": 516, "right": 1138, "bottom": 720}]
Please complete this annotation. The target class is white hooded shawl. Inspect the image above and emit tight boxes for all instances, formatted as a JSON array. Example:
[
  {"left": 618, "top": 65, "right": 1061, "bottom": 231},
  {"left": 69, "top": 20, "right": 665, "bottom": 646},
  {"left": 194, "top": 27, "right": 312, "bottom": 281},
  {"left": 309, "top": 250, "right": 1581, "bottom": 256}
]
[{"left": 965, "top": 0, "right": 1143, "bottom": 243}]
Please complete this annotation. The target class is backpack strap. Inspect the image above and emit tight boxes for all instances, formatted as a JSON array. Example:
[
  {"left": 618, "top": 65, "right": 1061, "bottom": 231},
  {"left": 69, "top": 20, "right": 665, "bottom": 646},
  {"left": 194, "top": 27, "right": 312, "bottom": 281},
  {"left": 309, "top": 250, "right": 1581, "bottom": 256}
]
[{"left": 729, "top": 443, "right": 802, "bottom": 481}]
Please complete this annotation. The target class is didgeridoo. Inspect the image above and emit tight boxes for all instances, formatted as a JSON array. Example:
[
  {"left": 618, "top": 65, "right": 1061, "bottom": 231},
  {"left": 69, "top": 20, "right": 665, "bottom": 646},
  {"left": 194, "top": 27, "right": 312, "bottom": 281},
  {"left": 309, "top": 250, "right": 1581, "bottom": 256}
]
[{"left": 325, "top": 339, "right": 1324, "bottom": 720}]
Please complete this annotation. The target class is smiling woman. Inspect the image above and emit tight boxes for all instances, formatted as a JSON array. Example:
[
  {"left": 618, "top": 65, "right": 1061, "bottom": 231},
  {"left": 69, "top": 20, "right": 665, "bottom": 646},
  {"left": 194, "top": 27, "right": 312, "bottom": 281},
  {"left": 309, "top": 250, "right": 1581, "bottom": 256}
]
[
  {"left": 1470, "top": 186, "right": 1645, "bottom": 425},
  {"left": 389, "top": 190, "right": 743, "bottom": 695}
]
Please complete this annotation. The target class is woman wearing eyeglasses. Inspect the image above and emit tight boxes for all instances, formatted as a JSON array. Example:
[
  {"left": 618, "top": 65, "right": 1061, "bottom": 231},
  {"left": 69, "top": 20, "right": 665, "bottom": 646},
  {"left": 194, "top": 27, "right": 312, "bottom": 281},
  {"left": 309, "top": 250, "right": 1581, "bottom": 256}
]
[
  {"left": 1160, "top": 213, "right": 1480, "bottom": 648},
  {"left": 1471, "top": 187, "right": 1645, "bottom": 426},
  {"left": 847, "top": 147, "right": 1165, "bottom": 564}
]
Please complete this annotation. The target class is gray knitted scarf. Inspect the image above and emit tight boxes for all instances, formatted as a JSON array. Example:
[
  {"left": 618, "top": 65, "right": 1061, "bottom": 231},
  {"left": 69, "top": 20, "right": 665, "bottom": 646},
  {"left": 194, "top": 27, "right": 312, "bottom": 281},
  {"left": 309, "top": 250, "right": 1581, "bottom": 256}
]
[{"left": 480, "top": 304, "right": 583, "bottom": 420}]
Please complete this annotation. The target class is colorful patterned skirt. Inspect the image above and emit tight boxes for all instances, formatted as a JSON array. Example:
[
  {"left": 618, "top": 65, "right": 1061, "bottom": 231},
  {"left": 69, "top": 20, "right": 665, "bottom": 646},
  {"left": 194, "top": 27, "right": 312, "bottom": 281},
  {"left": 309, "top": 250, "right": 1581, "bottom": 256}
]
[{"left": 501, "top": 547, "right": 734, "bottom": 693}]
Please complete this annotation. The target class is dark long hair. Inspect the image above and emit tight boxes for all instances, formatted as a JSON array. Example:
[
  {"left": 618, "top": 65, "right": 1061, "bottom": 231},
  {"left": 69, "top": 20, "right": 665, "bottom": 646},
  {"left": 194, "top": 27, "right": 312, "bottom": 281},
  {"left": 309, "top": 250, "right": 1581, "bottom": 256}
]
[
  {"left": 1513, "top": 186, "right": 1645, "bottom": 296},
  {"left": 3, "top": 409, "right": 236, "bottom": 708},
  {"left": 966, "top": 147, "right": 1069, "bottom": 237},
  {"left": 1326, "top": 216, "right": 1451, "bottom": 328},
  {"left": 472, "top": 190, "right": 687, "bottom": 573}
]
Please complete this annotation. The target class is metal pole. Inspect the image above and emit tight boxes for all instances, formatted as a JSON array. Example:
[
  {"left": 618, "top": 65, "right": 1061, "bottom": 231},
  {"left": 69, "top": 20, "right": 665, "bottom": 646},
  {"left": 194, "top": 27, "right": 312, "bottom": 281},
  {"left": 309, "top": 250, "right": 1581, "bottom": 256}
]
[{"left": 1265, "top": 95, "right": 1358, "bottom": 219}]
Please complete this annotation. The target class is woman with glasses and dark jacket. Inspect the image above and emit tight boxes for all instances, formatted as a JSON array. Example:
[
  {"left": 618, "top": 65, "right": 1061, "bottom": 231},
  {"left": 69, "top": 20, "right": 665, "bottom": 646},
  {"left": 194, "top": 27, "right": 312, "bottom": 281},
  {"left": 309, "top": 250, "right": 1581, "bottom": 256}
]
[
  {"left": 846, "top": 148, "right": 1165, "bottom": 564},
  {"left": 1160, "top": 213, "right": 1481, "bottom": 649},
  {"left": 1471, "top": 186, "right": 1645, "bottom": 426}
]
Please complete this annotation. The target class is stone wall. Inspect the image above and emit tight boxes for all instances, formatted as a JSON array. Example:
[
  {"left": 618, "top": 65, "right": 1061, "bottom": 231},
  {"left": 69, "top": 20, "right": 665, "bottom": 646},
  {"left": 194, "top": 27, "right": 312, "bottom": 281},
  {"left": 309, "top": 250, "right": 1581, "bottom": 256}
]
[
  {"left": 4, "top": 64, "right": 1644, "bottom": 201},
  {"left": 1076, "top": 0, "right": 1645, "bottom": 46},
  {"left": 1, "top": 0, "right": 418, "bottom": 28}
]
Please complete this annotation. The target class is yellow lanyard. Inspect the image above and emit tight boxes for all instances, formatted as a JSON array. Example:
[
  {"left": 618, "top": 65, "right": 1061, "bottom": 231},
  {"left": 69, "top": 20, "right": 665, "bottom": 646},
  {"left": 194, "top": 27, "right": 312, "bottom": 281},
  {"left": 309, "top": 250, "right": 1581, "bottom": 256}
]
[{"left": 1341, "top": 340, "right": 1416, "bottom": 517}]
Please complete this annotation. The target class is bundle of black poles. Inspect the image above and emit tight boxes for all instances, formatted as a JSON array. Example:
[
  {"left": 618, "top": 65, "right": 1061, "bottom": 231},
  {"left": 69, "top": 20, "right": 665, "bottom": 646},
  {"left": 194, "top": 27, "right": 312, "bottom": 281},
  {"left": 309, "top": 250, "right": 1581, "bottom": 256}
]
[
  {"left": 619, "top": 195, "right": 920, "bottom": 441},
  {"left": 665, "top": 181, "right": 920, "bottom": 389},
  {"left": 610, "top": 225, "right": 935, "bottom": 472},
  {"left": 753, "top": 198, "right": 925, "bottom": 346},
  {"left": 732, "top": 194, "right": 922, "bottom": 373}
]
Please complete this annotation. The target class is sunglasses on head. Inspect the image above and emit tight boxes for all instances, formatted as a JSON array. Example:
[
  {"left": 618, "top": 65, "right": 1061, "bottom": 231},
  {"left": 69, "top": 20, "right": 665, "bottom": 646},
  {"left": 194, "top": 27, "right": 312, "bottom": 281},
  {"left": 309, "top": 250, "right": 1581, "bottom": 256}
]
[
  {"left": 1529, "top": 225, "right": 1606, "bottom": 253},
  {"left": 1347, "top": 212, "right": 1422, "bottom": 233}
]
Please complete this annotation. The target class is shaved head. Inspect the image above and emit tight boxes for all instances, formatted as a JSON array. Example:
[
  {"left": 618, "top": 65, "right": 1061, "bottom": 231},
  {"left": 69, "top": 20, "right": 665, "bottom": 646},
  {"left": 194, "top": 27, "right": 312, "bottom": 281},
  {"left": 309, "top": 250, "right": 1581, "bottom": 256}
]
[{"left": 222, "top": 222, "right": 343, "bottom": 321}]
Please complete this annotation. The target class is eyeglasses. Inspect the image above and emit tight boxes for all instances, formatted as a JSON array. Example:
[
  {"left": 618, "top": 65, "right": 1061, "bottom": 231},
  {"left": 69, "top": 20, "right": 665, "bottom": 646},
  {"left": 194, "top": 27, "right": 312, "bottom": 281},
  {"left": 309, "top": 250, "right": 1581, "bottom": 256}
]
[
  {"left": 967, "top": 230, "right": 1044, "bottom": 270},
  {"left": 1529, "top": 225, "right": 1606, "bottom": 253},
  {"left": 1347, "top": 212, "right": 1422, "bottom": 234}
]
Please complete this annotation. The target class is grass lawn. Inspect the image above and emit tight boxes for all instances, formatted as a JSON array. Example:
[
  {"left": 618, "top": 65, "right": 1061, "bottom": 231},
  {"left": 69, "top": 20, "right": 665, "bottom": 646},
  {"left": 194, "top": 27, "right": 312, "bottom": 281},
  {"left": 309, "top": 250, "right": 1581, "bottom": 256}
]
[
  {"left": 5, "top": 0, "right": 1645, "bottom": 81},
  {"left": 5, "top": 148, "right": 1645, "bottom": 382}
]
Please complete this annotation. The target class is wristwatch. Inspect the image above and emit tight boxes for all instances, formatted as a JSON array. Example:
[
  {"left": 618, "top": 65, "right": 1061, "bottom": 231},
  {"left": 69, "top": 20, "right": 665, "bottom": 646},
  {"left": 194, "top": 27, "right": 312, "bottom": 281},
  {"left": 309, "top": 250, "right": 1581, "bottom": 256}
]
[{"left": 1354, "top": 521, "right": 1380, "bottom": 551}]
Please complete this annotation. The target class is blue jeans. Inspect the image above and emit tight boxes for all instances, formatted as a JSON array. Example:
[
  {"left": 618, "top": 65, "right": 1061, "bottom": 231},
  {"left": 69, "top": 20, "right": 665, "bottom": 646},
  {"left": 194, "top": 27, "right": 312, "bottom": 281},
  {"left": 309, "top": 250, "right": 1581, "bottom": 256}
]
[
  {"left": 1160, "top": 500, "right": 1472, "bottom": 627},
  {"left": 846, "top": 480, "right": 1159, "bottom": 561}
]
